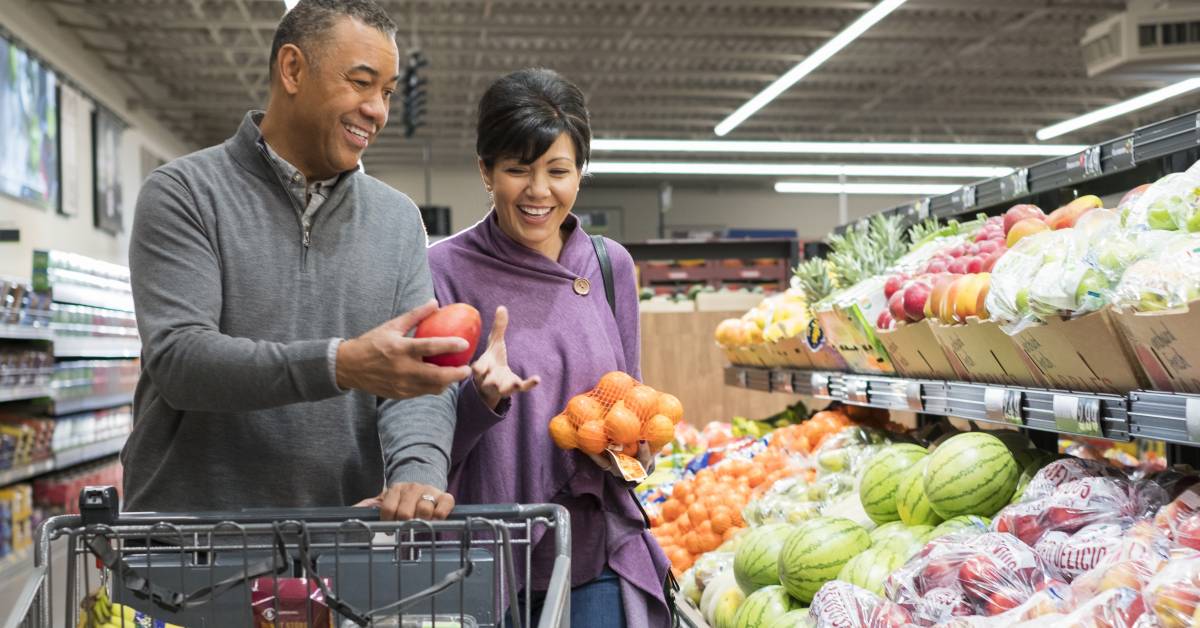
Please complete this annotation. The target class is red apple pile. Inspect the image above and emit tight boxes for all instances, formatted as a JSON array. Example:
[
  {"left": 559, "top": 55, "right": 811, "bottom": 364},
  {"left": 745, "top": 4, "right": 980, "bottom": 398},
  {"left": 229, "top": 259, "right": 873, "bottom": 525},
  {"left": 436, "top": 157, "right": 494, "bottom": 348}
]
[
  {"left": 886, "top": 532, "right": 1060, "bottom": 621},
  {"left": 810, "top": 580, "right": 913, "bottom": 628}
]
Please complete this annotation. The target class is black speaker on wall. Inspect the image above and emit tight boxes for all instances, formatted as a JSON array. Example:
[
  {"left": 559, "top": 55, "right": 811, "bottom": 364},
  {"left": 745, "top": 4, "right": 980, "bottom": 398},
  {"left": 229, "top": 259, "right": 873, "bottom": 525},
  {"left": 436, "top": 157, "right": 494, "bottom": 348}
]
[{"left": 420, "top": 205, "right": 451, "bottom": 237}]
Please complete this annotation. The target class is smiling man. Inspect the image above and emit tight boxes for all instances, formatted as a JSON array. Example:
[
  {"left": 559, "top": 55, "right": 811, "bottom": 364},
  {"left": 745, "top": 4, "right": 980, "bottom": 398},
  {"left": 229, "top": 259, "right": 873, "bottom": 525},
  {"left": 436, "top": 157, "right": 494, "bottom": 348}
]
[{"left": 122, "top": 0, "right": 495, "bottom": 517}]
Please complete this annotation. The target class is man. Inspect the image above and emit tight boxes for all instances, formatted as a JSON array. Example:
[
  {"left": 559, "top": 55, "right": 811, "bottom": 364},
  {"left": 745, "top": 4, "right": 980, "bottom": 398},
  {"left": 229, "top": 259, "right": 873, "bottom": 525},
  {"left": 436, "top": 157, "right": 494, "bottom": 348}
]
[{"left": 123, "top": 0, "right": 532, "bottom": 519}]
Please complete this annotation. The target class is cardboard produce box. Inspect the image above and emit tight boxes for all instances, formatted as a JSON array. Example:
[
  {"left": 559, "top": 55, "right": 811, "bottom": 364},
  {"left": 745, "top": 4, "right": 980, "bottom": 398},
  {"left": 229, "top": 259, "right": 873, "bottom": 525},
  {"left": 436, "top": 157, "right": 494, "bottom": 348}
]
[
  {"left": 815, "top": 278, "right": 895, "bottom": 375},
  {"left": 772, "top": 336, "right": 815, "bottom": 369},
  {"left": 930, "top": 318, "right": 1045, "bottom": 387},
  {"left": 877, "top": 319, "right": 964, "bottom": 380},
  {"left": 1111, "top": 300, "right": 1200, "bottom": 393},
  {"left": 1013, "top": 308, "right": 1146, "bottom": 394}
]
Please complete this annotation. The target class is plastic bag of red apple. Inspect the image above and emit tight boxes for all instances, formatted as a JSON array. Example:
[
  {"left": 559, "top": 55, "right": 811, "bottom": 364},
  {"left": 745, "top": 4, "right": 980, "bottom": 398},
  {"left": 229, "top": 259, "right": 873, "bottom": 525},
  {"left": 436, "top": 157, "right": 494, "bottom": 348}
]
[
  {"left": 1139, "top": 553, "right": 1200, "bottom": 628},
  {"left": 885, "top": 532, "right": 1059, "bottom": 624},
  {"left": 994, "top": 476, "right": 1150, "bottom": 547},
  {"left": 1069, "top": 521, "right": 1176, "bottom": 602},
  {"left": 808, "top": 580, "right": 913, "bottom": 628},
  {"left": 1152, "top": 478, "right": 1200, "bottom": 545},
  {"left": 1020, "top": 456, "right": 1130, "bottom": 504}
]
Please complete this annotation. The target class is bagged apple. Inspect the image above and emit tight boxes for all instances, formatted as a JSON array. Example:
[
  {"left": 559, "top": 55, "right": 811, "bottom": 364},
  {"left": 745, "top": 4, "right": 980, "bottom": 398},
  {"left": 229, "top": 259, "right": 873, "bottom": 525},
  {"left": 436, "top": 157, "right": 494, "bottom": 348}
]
[
  {"left": 809, "top": 580, "right": 912, "bottom": 628},
  {"left": 1052, "top": 586, "right": 1147, "bottom": 628},
  {"left": 1112, "top": 232, "right": 1200, "bottom": 312},
  {"left": 1121, "top": 165, "right": 1200, "bottom": 231},
  {"left": 1141, "top": 553, "right": 1200, "bottom": 628},
  {"left": 1035, "top": 521, "right": 1130, "bottom": 582},
  {"left": 1070, "top": 520, "right": 1174, "bottom": 600},
  {"left": 1020, "top": 458, "right": 1129, "bottom": 503}
]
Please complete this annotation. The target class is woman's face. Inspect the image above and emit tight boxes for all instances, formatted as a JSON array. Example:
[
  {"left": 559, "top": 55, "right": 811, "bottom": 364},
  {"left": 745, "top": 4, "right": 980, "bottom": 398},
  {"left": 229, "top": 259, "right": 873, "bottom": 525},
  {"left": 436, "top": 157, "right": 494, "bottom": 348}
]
[{"left": 481, "top": 132, "right": 582, "bottom": 260}]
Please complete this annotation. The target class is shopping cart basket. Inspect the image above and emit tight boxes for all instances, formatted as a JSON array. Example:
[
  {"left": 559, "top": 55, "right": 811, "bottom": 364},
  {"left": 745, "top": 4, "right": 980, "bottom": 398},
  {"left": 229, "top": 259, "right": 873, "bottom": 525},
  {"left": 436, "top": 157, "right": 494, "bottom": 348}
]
[{"left": 7, "top": 486, "right": 571, "bottom": 628}]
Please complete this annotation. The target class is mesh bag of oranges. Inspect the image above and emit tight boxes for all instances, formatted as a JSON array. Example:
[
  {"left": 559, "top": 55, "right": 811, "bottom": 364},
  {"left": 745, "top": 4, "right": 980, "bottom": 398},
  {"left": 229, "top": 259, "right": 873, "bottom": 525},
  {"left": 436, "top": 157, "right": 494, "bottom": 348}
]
[{"left": 548, "top": 371, "right": 684, "bottom": 481}]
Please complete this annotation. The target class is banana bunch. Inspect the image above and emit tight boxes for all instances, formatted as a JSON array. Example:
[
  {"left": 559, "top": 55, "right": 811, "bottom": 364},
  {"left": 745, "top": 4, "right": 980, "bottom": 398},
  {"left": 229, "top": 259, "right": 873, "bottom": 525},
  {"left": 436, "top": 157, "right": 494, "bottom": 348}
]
[{"left": 79, "top": 588, "right": 186, "bottom": 628}]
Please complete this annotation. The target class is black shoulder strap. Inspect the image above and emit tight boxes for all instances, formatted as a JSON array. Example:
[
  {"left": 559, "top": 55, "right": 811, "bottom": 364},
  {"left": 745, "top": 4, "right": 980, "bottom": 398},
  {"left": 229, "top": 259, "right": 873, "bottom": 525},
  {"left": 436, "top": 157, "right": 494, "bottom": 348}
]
[{"left": 590, "top": 234, "right": 617, "bottom": 317}]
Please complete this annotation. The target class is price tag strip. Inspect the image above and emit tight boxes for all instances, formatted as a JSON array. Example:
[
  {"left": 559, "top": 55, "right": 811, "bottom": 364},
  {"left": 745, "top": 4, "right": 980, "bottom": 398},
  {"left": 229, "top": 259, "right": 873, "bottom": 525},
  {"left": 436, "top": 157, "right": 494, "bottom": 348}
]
[
  {"left": 984, "top": 387, "right": 1023, "bottom": 426},
  {"left": 1186, "top": 397, "right": 1200, "bottom": 443},
  {"left": 735, "top": 369, "right": 749, "bottom": 388},
  {"left": 844, "top": 377, "right": 869, "bottom": 405},
  {"left": 1053, "top": 394, "right": 1103, "bottom": 437},
  {"left": 771, "top": 370, "right": 795, "bottom": 394},
  {"left": 811, "top": 372, "right": 831, "bottom": 398},
  {"left": 905, "top": 381, "right": 924, "bottom": 412}
]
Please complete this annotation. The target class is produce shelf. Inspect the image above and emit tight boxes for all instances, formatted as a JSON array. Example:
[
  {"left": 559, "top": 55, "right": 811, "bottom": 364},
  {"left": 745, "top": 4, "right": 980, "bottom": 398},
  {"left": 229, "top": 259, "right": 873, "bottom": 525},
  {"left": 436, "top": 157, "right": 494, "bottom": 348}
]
[
  {"left": 0, "top": 326, "right": 53, "bottom": 342},
  {"left": 52, "top": 335, "right": 140, "bottom": 358},
  {"left": 0, "top": 435, "right": 126, "bottom": 487},
  {"left": 0, "top": 385, "right": 52, "bottom": 405},
  {"left": 50, "top": 391, "right": 133, "bottom": 417},
  {"left": 725, "top": 366, "right": 1138, "bottom": 441}
]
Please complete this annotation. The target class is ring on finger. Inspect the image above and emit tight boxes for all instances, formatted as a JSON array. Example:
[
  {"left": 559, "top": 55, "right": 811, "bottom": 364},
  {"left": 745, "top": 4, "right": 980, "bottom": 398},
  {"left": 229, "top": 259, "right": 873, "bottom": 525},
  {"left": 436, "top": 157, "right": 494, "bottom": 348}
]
[{"left": 420, "top": 494, "right": 438, "bottom": 504}]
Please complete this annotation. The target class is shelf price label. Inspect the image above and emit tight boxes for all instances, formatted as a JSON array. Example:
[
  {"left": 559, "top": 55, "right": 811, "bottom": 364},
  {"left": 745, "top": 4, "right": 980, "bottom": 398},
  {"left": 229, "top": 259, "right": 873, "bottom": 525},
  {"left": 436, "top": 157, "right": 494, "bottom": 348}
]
[
  {"left": 845, "top": 377, "right": 869, "bottom": 405},
  {"left": 960, "top": 185, "right": 977, "bottom": 210},
  {"left": 1185, "top": 397, "right": 1200, "bottom": 443},
  {"left": 1053, "top": 394, "right": 1103, "bottom": 437},
  {"left": 1083, "top": 146, "right": 1102, "bottom": 178},
  {"left": 905, "top": 381, "right": 924, "bottom": 411},
  {"left": 811, "top": 372, "right": 831, "bottom": 398},
  {"left": 984, "top": 387, "right": 1023, "bottom": 426},
  {"left": 771, "top": 370, "right": 795, "bottom": 394},
  {"left": 735, "top": 369, "right": 749, "bottom": 388}
]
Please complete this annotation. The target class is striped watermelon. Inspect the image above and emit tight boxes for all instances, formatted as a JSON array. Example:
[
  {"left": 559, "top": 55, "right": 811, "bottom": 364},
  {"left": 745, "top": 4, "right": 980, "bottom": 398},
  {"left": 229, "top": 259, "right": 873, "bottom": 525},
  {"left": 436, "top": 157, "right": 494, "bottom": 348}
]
[
  {"left": 765, "top": 608, "right": 810, "bottom": 628},
  {"left": 777, "top": 517, "right": 871, "bottom": 603},
  {"left": 733, "top": 585, "right": 799, "bottom": 628},
  {"left": 836, "top": 547, "right": 906, "bottom": 595},
  {"left": 930, "top": 514, "right": 992, "bottom": 538},
  {"left": 859, "top": 444, "right": 929, "bottom": 524},
  {"left": 872, "top": 524, "right": 934, "bottom": 559},
  {"left": 896, "top": 457, "right": 944, "bottom": 526},
  {"left": 734, "top": 524, "right": 795, "bottom": 594},
  {"left": 923, "top": 432, "right": 1018, "bottom": 519}
]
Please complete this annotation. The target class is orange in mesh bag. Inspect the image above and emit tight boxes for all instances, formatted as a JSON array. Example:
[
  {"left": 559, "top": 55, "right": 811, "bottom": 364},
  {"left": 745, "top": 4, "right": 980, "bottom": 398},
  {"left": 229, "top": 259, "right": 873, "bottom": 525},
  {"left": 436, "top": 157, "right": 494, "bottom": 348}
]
[{"left": 548, "top": 371, "right": 684, "bottom": 477}]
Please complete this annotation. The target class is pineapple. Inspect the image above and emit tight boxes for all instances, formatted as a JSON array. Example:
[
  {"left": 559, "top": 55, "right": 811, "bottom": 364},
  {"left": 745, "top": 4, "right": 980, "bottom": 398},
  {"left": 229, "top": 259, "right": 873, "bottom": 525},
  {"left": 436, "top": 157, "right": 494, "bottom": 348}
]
[
  {"left": 793, "top": 258, "right": 837, "bottom": 310},
  {"left": 868, "top": 213, "right": 908, "bottom": 267}
]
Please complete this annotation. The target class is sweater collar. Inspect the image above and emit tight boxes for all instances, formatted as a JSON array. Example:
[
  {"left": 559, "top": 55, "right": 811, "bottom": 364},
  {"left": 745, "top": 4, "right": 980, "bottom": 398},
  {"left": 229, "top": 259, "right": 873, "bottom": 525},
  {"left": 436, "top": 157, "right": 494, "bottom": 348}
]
[
  {"left": 224, "top": 111, "right": 359, "bottom": 207},
  {"left": 476, "top": 209, "right": 594, "bottom": 279}
]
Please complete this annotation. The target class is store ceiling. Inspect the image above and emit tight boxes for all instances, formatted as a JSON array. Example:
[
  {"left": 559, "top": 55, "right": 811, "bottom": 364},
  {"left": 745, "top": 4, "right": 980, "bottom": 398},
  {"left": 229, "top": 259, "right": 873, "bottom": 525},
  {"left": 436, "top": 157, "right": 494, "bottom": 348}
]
[{"left": 40, "top": 0, "right": 1199, "bottom": 170}]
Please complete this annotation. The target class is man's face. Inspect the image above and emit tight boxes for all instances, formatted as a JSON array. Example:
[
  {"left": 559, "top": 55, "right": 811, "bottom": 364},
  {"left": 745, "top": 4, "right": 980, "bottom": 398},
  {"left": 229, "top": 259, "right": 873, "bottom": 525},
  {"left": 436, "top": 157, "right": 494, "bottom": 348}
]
[{"left": 294, "top": 17, "right": 399, "bottom": 177}]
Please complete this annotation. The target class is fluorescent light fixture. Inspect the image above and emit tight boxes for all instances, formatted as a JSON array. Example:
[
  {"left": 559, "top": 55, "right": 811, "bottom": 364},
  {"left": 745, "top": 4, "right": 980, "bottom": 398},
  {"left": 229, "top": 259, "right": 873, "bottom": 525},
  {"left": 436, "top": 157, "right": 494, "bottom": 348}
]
[
  {"left": 1037, "top": 77, "right": 1200, "bottom": 140},
  {"left": 585, "top": 161, "right": 1011, "bottom": 178},
  {"left": 714, "top": 0, "right": 908, "bottom": 136},
  {"left": 283, "top": 0, "right": 299, "bottom": 11},
  {"left": 591, "top": 138, "right": 1087, "bottom": 157},
  {"left": 775, "top": 181, "right": 960, "bottom": 195}
]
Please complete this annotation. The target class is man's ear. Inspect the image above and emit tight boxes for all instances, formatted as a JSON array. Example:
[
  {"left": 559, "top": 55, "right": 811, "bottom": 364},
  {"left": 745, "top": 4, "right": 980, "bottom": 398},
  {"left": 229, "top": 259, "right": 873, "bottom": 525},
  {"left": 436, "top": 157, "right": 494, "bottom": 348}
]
[{"left": 275, "top": 43, "right": 308, "bottom": 96}]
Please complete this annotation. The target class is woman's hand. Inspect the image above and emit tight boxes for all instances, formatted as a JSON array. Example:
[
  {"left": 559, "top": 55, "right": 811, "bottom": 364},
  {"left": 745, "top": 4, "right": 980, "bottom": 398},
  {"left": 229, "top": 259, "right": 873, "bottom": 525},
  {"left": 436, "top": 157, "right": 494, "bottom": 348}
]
[
  {"left": 473, "top": 306, "right": 540, "bottom": 410},
  {"left": 585, "top": 441, "right": 656, "bottom": 480}
]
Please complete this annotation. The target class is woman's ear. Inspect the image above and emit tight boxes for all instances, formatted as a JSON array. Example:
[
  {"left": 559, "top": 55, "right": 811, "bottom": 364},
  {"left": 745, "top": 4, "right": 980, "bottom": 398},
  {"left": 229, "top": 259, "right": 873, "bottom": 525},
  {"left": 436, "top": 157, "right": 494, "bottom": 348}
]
[{"left": 478, "top": 158, "right": 493, "bottom": 192}]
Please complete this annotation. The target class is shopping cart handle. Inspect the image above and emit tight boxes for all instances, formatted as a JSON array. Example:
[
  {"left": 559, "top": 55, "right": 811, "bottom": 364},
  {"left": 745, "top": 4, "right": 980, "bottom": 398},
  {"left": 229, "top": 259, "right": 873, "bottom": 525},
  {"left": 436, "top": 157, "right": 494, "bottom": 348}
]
[{"left": 111, "top": 504, "right": 526, "bottom": 525}]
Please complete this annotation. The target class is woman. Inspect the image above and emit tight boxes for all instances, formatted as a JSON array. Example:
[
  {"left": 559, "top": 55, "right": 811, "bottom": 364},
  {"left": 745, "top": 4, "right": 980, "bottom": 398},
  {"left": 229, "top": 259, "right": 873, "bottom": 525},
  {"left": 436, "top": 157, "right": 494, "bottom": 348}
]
[{"left": 427, "top": 68, "right": 671, "bottom": 627}]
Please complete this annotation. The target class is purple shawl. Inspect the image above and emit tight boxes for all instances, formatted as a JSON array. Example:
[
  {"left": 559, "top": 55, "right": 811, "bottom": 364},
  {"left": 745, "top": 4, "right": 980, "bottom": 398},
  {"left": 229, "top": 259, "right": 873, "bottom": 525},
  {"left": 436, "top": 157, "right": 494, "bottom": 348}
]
[{"left": 428, "top": 211, "right": 670, "bottom": 626}]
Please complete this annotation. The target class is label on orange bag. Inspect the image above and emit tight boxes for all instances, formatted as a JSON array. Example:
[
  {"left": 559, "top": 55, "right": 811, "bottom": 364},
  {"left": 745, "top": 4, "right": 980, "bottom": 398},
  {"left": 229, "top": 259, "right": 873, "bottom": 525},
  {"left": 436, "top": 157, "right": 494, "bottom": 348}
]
[{"left": 607, "top": 449, "right": 648, "bottom": 482}]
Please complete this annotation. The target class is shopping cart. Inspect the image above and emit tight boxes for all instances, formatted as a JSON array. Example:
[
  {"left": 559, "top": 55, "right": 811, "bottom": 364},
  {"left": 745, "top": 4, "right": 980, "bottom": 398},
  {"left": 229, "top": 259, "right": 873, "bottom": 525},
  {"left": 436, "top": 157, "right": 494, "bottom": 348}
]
[{"left": 7, "top": 486, "right": 571, "bottom": 628}]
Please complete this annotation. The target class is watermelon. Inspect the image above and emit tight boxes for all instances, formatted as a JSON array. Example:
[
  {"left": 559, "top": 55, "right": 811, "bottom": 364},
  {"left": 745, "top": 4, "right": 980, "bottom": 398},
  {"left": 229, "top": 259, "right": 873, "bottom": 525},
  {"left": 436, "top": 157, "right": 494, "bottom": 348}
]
[
  {"left": 765, "top": 608, "right": 811, "bottom": 628},
  {"left": 896, "top": 457, "right": 944, "bottom": 526},
  {"left": 733, "top": 585, "right": 799, "bottom": 628},
  {"left": 734, "top": 524, "right": 795, "bottom": 594},
  {"left": 859, "top": 444, "right": 929, "bottom": 524},
  {"left": 777, "top": 517, "right": 871, "bottom": 603},
  {"left": 872, "top": 524, "right": 934, "bottom": 559},
  {"left": 1012, "top": 449, "right": 1058, "bottom": 502},
  {"left": 930, "top": 514, "right": 991, "bottom": 538},
  {"left": 992, "top": 430, "right": 1036, "bottom": 454},
  {"left": 868, "top": 521, "right": 908, "bottom": 545},
  {"left": 714, "top": 585, "right": 747, "bottom": 628},
  {"left": 923, "top": 433, "right": 1018, "bottom": 519},
  {"left": 836, "top": 547, "right": 906, "bottom": 595}
]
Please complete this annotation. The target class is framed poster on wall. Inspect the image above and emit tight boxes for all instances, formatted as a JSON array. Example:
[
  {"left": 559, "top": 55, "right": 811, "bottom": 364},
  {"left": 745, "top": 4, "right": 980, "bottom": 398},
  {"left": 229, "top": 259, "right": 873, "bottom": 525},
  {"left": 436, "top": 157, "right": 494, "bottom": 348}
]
[
  {"left": 92, "top": 105, "right": 126, "bottom": 234},
  {"left": 0, "top": 33, "right": 60, "bottom": 212},
  {"left": 57, "top": 82, "right": 85, "bottom": 216}
]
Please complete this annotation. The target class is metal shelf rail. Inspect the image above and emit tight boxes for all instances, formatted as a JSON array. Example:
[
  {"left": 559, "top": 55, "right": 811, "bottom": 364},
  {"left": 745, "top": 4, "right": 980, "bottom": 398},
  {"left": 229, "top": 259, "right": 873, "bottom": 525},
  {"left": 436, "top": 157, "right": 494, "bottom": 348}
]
[{"left": 726, "top": 365, "right": 1153, "bottom": 442}]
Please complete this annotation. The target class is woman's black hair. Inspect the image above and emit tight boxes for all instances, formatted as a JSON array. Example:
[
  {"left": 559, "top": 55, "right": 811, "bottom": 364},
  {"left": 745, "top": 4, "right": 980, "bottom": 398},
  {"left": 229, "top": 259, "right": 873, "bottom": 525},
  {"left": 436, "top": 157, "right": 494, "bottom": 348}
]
[{"left": 476, "top": 68, "right": 591, "bottom": 171}]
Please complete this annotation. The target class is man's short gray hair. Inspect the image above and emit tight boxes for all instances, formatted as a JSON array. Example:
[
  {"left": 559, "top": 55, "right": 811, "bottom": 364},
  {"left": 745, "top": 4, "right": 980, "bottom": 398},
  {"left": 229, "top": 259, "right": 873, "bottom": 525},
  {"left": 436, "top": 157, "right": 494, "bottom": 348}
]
[{"left": 269, "top": 0, "right": 398, "bottom": 75}]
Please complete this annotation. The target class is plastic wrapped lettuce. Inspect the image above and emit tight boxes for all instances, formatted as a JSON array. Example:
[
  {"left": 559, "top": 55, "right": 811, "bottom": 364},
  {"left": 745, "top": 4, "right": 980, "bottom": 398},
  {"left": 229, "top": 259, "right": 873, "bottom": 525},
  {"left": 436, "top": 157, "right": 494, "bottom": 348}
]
[
  {"left": 1112, "top": 231, "right": 1200, "bottom": 311},
  {"left": 1122, "top": 166, "right": 1200, "bottom": 231}
]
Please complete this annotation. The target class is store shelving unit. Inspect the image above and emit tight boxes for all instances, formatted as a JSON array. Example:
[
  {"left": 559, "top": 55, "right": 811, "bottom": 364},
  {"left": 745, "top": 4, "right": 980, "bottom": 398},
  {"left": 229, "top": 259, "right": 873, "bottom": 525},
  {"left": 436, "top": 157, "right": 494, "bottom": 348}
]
[
  {"left": 0, "top": 435, "right": 126, "bottom": 488},
  {"left": 833, "top": 109, "right": 1200, "bottom": 235},
  {"left": 626, "top": 238, "right": 800, "bottom": 294}
]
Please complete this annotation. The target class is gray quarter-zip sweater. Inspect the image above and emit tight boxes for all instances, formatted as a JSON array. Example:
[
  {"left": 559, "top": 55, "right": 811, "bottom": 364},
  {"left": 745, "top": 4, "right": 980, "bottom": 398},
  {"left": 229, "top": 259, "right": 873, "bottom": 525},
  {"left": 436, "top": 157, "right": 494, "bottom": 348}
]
[{"left": 122, "top": 111, "right": 456, "bottom": 511}]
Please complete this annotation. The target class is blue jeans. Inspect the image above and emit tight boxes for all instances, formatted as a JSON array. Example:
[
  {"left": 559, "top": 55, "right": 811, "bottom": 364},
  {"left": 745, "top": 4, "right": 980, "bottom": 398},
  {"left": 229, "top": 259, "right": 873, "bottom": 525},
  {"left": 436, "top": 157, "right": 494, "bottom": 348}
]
[{"left": 507, "top": 568, "right": 626, "bottom": 628}]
